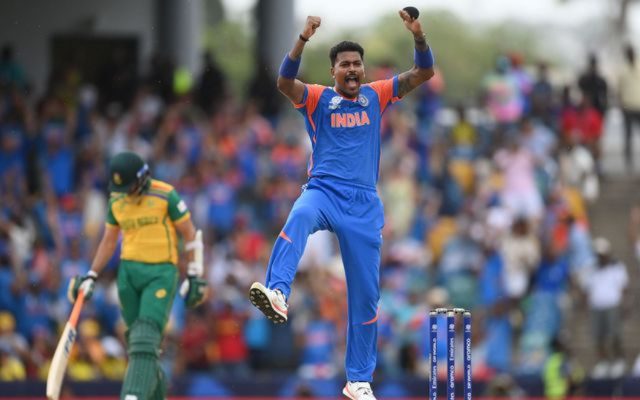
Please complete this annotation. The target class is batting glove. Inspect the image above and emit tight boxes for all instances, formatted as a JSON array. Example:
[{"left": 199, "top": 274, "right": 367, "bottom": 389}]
[
  {"left": 67, "top": 270, "right": 98, "bottom": 302},
  {"left": 179, "top": 276, "right": 209, "bottom": 308}
]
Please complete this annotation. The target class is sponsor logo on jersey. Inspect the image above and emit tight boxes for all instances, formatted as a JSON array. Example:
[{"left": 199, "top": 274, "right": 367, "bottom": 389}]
[{"left": 328, "top": 96, "right": 342, "bottom": 110}]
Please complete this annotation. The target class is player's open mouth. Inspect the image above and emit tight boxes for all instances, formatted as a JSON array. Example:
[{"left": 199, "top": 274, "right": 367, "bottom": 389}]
[{"left": 345, "top": 75, "right": 359, "bottom": 90}]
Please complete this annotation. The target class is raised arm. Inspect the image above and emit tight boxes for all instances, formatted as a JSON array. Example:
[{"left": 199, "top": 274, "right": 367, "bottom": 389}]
[
  {"left": 276, "top": 16, "right": 321, "bottom": 104},
  {"left": 396, "top": 9, "right": 435, "bottom": 98}
]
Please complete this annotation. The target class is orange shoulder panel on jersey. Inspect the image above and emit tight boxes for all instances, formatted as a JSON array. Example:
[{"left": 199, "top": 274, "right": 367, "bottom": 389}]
[
  {"left": 368, "top": 78, "right": 399, "bottom": 114},
  {"left": 294, "top": 84, "right": 325, "bottom": 111},
  {"left": 150, "top": 180, "right": 173, "bottom": 193},
  {"left": 294, "top": 84, "right": 325, "bottom": 132}
]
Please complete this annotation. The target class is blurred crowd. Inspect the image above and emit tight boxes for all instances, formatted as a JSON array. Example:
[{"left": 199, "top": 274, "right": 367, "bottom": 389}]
[{"left": 0, "top": 39, "right": 638, "bottom": 395}]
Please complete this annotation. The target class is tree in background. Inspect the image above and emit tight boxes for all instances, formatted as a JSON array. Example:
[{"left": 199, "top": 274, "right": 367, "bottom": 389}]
[
  {"left": 560, "top": 0, "right": 639, "bottom": 41},
  {"left": 300, "top": 11, "right": 542, "bottom": 104},
  {"left": 203, "top": 9, "right": 550, "bottom": 105}
]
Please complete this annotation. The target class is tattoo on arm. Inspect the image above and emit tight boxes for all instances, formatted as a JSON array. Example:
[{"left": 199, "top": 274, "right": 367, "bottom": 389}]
[
  {"left": 395, "top": 34, "right": 434, "bottom": 98},
  {"left": 397, "top": 71, "right": 414, "bottom": 98},
  {"left": 414, "top": 35, "right": 428, "bottom": 51}
]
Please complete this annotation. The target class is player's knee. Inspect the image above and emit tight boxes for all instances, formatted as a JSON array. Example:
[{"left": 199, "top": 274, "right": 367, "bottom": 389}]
[{"left": 128, "top": 318, "right": 162, "bottom": 357}]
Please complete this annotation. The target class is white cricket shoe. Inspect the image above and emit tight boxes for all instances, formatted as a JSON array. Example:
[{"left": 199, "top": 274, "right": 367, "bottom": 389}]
[
  {"left": 249, "top": 282, "right": 288, "bottom": 323},
  {"left": 342, "top": 381, "right": 376, "bottom": 400}
]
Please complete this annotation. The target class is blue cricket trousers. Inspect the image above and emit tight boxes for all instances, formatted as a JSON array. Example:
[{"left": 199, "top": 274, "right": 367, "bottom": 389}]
[{"left": 265, "top": 177, "right": 384, "bottom": 382}]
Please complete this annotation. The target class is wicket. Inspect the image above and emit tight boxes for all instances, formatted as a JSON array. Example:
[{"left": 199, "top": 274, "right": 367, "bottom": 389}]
[{"left": 429, "top": 308, "right": 472, "bottom": 400}]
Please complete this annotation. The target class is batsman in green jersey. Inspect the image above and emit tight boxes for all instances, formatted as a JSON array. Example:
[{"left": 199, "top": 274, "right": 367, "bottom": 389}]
[{"left": 67, "top": 151, "right": 208, "bottom": 400}]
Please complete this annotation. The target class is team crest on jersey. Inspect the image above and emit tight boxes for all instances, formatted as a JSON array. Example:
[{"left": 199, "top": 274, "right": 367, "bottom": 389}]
[
  {"left": 328, "top": 96, "right": 342, "bottom": 110},
  {"left": 358, "top": 94, "right": 369, "bottom": 107}
]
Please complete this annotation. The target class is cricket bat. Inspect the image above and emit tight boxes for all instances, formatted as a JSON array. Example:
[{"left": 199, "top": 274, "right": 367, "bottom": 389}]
[{"left": 46, "top": 290, "right": 85, "bottom": 400}]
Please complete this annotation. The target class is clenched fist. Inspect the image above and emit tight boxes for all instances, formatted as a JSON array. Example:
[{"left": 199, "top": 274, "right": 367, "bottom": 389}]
[
  {"left": 67, "top": 271, "right": 98, "bottom": 302},
  {"left": 301, "top": 16, "right": 321, "bottom": 40},
  {"left": 399, "top": 9, "right": 424, "bottom": 37}
]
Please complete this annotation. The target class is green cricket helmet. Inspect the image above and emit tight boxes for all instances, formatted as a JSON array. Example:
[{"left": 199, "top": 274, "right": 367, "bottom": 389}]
[{"left": 108, "top": 151, "right": 150, "bottom": 194}]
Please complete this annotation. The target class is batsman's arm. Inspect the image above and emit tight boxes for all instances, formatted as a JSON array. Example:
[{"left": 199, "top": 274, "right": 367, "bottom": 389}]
[
  {"left": 276, "top": 16, "right": 321, "bottom": 104},
  {"left": 89, "top": 225, "right": 121, "bottom": 276},
  {"left": 167, "top": 188, "right": 201, "bottom": 278},
  {"left": 176, "top": 219, "right": 208, "bottom": 307},
  {"left": 67, "top": 224, "right": 120, "bottom": 303},
  {"left": 396, "top": 9, "right": 435, "bottom": 98},
  {"left": 175, "top": 218, "right": 197, "bottom": 273}
]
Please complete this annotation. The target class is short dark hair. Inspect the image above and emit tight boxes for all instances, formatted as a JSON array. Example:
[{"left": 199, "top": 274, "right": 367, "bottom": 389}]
[{"left": 329, "top": 41, "right": 364, "bottom": 66}]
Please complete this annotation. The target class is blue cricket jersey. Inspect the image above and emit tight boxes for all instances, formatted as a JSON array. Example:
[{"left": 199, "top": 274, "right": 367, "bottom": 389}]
[{"left": 294, "top": 76, "right": 401, "bottom": 188}]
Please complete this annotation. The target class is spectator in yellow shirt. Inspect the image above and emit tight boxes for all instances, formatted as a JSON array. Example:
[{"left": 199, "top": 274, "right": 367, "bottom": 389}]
[{"left": 0, "top": 345, "right": 26, "bottom": 381}]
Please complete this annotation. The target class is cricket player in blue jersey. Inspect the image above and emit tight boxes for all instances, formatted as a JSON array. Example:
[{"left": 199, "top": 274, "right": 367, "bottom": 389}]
[{"left": 249, "top": 9, "right": 435, "bottom": 400}]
